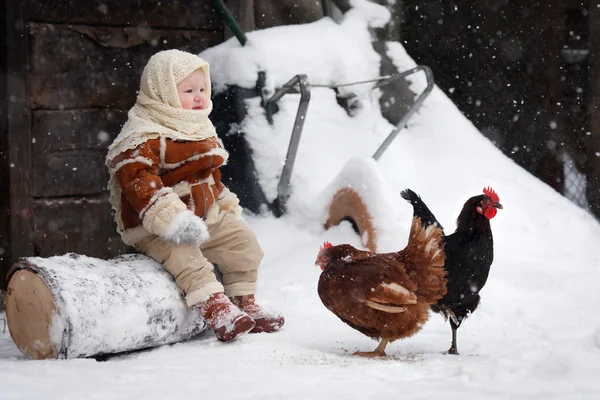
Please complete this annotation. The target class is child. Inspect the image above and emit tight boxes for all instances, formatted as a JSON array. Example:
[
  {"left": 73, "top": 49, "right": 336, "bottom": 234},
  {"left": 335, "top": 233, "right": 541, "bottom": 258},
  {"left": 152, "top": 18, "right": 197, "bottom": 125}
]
[{"left": 105, "top": 49, "right": 284, "bottom": 342}]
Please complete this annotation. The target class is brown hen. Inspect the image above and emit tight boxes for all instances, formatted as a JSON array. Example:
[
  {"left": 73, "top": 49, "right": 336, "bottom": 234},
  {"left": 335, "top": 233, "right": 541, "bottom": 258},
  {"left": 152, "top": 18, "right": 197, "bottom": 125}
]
[{"left": 316, "top": 217, "right": 447, "bottom": 357}]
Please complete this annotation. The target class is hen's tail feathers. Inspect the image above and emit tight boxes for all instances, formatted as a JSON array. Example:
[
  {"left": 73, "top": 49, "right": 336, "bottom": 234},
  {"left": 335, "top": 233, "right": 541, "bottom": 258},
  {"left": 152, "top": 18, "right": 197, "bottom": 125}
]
[
  {"left": 406, "top": 216, "right": 448, "bottom": 303},
  {"left": 400, "top": 189, "right": 444, "bottom": 231}
]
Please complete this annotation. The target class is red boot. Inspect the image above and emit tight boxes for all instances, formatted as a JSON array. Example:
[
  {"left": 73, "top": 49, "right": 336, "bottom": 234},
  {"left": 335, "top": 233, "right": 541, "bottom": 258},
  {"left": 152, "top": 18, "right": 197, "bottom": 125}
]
[
  {"left": 231, "top": 294, "right": 285, "bottom": 333},
  {"left": 196, "top": 293, "right": 255, "bottom": 342}
]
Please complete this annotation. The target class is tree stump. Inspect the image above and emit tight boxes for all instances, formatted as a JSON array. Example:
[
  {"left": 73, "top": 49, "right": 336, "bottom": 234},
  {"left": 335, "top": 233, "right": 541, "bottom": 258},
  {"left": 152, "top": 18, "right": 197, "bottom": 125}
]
[{"left": 5, "top": 253, "right": 206, "bottom": 360}]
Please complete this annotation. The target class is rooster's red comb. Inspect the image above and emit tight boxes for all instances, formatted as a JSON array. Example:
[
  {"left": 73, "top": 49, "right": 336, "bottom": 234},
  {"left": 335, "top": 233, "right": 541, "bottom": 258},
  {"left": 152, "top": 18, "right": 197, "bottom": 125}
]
[
  {"left": 483, "top": 186, "right": 500, "bottom": 203},
  {"left": 320, "top": 241, "right": 333, "bottom": 251}
]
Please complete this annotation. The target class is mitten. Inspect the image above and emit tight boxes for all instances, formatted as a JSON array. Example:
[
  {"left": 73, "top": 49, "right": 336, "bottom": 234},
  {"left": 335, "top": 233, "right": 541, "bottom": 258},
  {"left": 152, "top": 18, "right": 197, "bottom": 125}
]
[
  {"left": 161, "top": 210, "right": 209, "bottom": 245},
  {"left": 142, "top": 192, "right": 209, "bottom": 245}
]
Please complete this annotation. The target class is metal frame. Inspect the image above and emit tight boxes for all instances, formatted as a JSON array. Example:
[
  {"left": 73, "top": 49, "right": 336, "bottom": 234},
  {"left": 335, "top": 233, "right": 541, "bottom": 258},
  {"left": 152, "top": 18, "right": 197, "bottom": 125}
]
[
  {"left": 372, "top": 65, "right": 434, "bottom": 160},
  {"left": 212, "top": 1, "right": 435, "bottom": 214},
  {"left": 322, "top": 0, "right": 331, "bottom": 17},
  {"left": 263, "top": 75, "right": 311, "bottom": 217},
  {"left": 263, "top": 66, "right": 434, "bottom": 216},
  {"left": 214, "top": 0, "right": 248, "bottom": 46}
]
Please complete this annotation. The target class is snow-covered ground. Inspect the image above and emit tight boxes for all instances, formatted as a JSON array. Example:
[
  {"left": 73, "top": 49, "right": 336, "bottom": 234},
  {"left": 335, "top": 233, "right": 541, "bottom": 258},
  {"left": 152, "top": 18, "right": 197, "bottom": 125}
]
[{"left": 2, "top": 2, "right": 600, "bottom": 399}]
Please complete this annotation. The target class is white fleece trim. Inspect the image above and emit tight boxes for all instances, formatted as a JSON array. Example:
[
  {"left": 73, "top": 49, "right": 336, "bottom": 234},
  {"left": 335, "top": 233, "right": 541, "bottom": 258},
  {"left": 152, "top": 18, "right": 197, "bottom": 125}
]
[
  {"left": 141, "top": 192, "right": 187, "bottom": 236},
  {"left": 171, "top": 181, "right": 191, "bottom": 197},
  {"left": 186, "top": 283, "right": 225, "bottom": 307},
  {"left": 189, "top": 175, "right": 216, "bottom": 187},
  {"left": 218, "top": 187, "right": 231, "bottom": 200},
  {"left": 111, "top": 156, "right": 154, "bottom": 174},
  {"left": 162, "top": 148, "right": 229, "bottom": 170},
  {"left": 139, "top": 187, "right": 174, "bottom": 219},
  {"left": 187, "top": 195, "right": 196, "bottom": 212},
  {"left": 160, "top": 136, "right": 167, "bottom": 168}
]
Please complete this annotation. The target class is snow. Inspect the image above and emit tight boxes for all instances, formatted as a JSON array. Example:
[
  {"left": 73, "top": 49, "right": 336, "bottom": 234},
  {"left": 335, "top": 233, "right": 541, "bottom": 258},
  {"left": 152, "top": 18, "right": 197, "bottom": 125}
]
[{"left": 2, "top": 1, "right": 600, "bottom": 398}]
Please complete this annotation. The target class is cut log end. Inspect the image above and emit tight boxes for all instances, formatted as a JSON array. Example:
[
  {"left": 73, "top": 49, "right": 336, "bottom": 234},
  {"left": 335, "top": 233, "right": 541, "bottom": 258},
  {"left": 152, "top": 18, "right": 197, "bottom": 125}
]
[
  {"left": 6, "top": 270, "right": 58, "bottom": 360},
  {"left": 324, "top": 188, "right": 377, "bottom": 252}
]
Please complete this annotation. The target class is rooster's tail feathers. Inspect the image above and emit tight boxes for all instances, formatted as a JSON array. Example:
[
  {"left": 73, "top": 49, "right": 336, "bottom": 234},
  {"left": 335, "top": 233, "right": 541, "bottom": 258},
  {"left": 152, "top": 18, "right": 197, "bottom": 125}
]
[{"left": 401, "top": 189, "right": 444, "bottom": 231}]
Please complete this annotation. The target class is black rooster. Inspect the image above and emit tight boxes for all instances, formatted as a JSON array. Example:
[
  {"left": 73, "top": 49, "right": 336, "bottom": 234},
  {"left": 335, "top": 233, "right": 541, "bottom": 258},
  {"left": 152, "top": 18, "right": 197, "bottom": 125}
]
[{"left": 400, "top": 187, "right": 502, "bottom": 355}]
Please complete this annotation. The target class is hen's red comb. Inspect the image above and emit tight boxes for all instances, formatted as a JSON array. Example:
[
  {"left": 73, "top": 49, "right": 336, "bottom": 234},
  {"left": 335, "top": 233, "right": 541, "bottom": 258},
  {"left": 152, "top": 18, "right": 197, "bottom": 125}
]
[
  {"left": 483, "top": 186, "right": 500, "bottom": 203},
  {"left": 320, "top": 241, "right": 333, "bottom": 251}
]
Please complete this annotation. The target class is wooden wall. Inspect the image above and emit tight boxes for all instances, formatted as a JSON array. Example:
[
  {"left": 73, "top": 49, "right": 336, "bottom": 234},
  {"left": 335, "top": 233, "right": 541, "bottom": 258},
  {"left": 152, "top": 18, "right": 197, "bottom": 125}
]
[
  {"left": 1, "top": 0, "right": 224, "bottom": 289},
  {"left": 1, "top": 0, "right": 9, "bottom": 290}
]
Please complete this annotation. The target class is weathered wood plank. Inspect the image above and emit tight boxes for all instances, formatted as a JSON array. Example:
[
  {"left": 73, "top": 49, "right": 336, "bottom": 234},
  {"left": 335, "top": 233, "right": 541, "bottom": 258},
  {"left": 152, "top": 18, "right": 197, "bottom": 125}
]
[
  {"left": 29, "top": 23, "right": 223, "bottom": 109},
  {"left": 0, "top": 125, "right": 10, "bottom": 290},
  {"left": 33, "top": 196, "right": 131, "bottom": 259},
  {"left": 32, "top": 109, "right": 127, "bottom": 154},
  {"left": 31, "top": 109, "right": 127, "bottom": 198},
  {"left": 0, "top": 0, "right": 10, "bottom": 290},
  {"left": 7, "top": 0, "right": 35, "bottom": 267},
  {"left": 32, "top": 150, "right": 109, "bottom": 197},
  {"left": 26, "top": 0, "right": 223, "bottom": 30}
]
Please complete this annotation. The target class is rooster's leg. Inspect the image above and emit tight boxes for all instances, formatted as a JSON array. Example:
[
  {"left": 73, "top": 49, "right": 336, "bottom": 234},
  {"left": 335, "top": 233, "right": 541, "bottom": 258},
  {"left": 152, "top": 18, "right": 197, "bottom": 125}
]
[
  {"left": 354, "top": 339, "right": 389, "bottom": 357},
  {"left": 447, "top": 320, "right": 459, "bottom": 355}
]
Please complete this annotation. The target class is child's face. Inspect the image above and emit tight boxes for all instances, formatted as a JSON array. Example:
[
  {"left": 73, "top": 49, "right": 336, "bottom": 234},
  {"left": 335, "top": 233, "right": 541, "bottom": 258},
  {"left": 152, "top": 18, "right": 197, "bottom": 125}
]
[{"left": 176, "top": 68, "right": 208, "bottom": 110}]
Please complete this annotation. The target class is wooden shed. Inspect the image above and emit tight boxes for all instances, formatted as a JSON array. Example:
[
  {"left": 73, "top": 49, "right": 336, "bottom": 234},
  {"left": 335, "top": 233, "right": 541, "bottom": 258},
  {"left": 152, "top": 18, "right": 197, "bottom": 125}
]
[
  {"left": 0, "top": 0, "right": 230, "bottom": 291},
  {"left": 0, "top": 0, "right": 338, "bottom": 294}
]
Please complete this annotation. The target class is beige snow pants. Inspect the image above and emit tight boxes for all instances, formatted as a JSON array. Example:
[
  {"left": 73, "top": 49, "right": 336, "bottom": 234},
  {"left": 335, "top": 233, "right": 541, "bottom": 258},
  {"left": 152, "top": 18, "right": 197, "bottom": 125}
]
[{"left": 135, "top": 205, "right": 263, "bottom": 307}]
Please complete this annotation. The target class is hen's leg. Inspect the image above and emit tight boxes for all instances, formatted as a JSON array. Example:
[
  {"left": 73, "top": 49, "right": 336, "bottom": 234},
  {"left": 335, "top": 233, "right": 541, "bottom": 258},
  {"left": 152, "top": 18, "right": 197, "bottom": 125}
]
[
  {"left": 354, "top": 339, "right": 389, "bottom": 357},
  {"left": 447, "top": 319, "right": 459, "bottom": 355}
]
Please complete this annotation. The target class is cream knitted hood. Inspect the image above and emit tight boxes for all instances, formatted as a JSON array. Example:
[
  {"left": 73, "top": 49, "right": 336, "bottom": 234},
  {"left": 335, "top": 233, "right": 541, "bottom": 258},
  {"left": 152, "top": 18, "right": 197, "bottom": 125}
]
[
  {"left": 106, "top": 49, "right": 221, "bottom": 236},
  {"left": 106, "top": 49, "right": 217, "bottom": 163}
]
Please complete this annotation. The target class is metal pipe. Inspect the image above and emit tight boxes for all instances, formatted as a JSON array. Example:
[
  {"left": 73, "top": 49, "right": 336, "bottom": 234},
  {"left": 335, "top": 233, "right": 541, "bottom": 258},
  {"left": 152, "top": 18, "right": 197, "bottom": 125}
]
[
  {"left": 214, "top": 0, "right": 248, "bottom": 46},
  {"left": 372, "top": 65, "right": 435, "bottom": 161},
  {"left": 311, "top": 76, "right": 390, "bottom": 88},
  {"left": 310, "top": 66, "right": 430, "bottom": 89},
  {"left": 322, "top": 0, "right": 331, "bottom": 17},
  {"left": 264, "top": 75, "right": 311, "bottom": 216}
]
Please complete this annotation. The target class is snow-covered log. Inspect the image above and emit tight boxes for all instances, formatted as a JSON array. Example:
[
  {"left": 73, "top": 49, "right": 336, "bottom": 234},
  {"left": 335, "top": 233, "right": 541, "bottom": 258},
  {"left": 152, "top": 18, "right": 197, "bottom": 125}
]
[{"left": 5, "top": 253, "right": 206, "bottom": 360}]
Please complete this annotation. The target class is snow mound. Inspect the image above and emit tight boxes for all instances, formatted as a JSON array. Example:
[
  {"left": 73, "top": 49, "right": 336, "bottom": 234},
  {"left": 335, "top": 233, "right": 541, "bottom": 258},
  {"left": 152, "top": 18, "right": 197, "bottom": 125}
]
[{"left": 316, "top": 156, "right": 407, "bottom": 252}]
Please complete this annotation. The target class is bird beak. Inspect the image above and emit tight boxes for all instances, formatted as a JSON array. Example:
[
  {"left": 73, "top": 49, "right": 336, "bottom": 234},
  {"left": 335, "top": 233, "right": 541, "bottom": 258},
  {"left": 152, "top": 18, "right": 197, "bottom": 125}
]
[{"left": 493, "top": 202, "right": 503, "bottom": 209}]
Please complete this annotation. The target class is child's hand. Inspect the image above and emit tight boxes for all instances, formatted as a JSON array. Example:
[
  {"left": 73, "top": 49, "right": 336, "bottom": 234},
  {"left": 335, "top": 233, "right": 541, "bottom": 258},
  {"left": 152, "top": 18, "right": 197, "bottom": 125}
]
[{"left": 162, "top": 210, "right": 209, "bottom": 246}]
